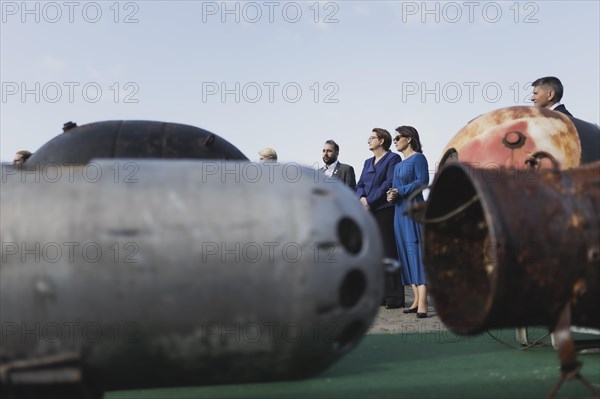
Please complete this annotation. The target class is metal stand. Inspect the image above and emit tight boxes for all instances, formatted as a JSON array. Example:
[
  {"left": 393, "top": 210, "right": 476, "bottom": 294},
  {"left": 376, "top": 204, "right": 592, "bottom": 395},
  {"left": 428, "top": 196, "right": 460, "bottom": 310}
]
[
  {"left": 516, "top": 327, "right": 600, "bottom": 352},
  {"left": 546, "top": 304, "right": 600, "bottom": 399},
  {"left": 0, "top": 352, "right": 102, "bottom": 399}
]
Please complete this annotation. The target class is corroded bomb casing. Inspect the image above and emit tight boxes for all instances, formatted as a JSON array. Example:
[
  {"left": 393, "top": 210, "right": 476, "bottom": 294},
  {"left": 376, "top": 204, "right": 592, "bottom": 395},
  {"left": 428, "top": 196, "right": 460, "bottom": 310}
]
[
  {"left": 440, "top": 106, "right": 584, "bottom": 169},
  {"left": 0, "top": 161, "right": 382, "bottom": 394},
  {"left": 420, "top": 161, "right": 600, "bottom": 335}
]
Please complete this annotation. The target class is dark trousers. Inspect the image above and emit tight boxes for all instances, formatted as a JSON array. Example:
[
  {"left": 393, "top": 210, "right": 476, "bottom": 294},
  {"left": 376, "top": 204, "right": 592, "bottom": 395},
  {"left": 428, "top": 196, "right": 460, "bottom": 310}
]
[{"left": 372, "top": 206, "right": 405, "bottom": 306}]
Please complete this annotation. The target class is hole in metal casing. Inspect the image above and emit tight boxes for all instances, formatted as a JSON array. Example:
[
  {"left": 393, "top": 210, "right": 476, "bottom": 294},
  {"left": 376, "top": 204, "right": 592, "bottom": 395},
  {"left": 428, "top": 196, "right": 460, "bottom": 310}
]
[
  {"left": 339, "top": 269, "right": 366, "bottom": 308},
  {"left": 338, "top": 218, "right": 362, "bottom": 255}
]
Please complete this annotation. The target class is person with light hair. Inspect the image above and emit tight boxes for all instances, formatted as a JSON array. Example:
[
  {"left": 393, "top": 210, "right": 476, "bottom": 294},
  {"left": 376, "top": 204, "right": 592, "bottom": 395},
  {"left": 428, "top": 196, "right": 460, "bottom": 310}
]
[
  {"left": 356, "top": 128, "right": 403, "bottom": 309},
  {"left": 13, "top": 150, "right": 32, "bottom": 166},
  {"left": 258, "top": 147, "right": 278, "bottom": 162}
]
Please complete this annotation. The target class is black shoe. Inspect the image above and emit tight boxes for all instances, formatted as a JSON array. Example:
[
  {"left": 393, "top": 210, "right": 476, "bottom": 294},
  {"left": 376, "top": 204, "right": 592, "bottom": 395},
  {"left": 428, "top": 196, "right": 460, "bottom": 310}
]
[
  {"left": 417, "top": 312, "right": 427, "bottom": 319},
  {"left": 403, "top": 307, "right": 418, "bottom": 314},
  {"left": 384, "top": 299, "right": 403, "bottom": 309}
]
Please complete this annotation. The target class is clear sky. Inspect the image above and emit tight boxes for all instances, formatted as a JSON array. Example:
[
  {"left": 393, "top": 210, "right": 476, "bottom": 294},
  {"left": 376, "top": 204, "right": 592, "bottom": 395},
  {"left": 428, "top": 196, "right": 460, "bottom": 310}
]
[{"left": 1, "top": 0, "right": 599, "bottom": 176}]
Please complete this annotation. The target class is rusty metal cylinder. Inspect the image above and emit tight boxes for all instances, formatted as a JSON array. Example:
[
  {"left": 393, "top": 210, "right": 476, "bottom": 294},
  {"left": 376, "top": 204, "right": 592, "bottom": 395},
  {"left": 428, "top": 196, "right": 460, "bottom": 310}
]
[
  {"left": 421, "top": 161, "right": 600, "bottom": 334},
  {"left": 0, "top": 161, "right": 382, "bottom": 394}
]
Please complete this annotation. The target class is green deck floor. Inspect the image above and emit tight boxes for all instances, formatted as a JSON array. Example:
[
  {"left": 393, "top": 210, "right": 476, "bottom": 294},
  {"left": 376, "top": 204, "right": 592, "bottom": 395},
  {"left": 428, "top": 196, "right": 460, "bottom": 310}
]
[{"left": 106, "top": 329, "right": 600, "bottom": 399}]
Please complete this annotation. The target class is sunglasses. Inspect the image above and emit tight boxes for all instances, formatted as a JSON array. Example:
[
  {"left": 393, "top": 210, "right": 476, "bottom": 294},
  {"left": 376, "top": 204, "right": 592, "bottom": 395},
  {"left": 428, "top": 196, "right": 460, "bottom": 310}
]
[{"left": 393, "top": 135, "right": 406, "bottom": 143}]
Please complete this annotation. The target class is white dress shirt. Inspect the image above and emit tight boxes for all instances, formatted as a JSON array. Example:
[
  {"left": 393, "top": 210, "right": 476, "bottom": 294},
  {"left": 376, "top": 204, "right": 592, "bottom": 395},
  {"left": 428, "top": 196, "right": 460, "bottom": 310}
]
[{"left": 324, "top": 160, "right": 338, "bottom": 177}]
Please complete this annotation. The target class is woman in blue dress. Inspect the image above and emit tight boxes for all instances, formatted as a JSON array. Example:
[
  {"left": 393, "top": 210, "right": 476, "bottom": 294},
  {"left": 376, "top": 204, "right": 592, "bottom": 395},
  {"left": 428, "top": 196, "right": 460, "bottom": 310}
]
[{"left": 387, "top": 126, "right": 430, "bottom": 318}]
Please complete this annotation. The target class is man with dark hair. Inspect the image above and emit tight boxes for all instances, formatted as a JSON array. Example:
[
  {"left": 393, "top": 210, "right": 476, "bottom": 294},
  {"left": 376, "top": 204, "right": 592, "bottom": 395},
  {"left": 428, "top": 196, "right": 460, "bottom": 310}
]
[
  {"left": 531, "top": 76, "right": 573, "bottom": 116},
  {"left": 531, "top": 76, "right": 600, "bottom": 163},
  {"left": 320, "top": 140, "right": 356, "bottom": 190}
]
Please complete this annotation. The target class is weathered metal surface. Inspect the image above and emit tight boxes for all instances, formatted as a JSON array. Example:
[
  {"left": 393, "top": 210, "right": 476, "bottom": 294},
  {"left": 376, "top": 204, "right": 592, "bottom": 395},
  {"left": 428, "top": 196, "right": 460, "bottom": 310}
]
[
  {"left": 439, "top": 106, "right": 595, "bottom": 169},
  {"left": 25, "top": 120, "right": 248, "bottom": 165},
  {"left": 420, "top": 161, "right": 600, "bottom": 335},
  {"left": 0, "top": 161, "right": 382, "bottom": 395}
]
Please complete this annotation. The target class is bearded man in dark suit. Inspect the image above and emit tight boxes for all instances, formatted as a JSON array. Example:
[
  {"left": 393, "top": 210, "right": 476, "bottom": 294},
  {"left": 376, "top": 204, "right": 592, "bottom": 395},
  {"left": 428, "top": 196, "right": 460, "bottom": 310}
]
[{"left": 320, "top": 140, "right": 356, "bottom": 190}]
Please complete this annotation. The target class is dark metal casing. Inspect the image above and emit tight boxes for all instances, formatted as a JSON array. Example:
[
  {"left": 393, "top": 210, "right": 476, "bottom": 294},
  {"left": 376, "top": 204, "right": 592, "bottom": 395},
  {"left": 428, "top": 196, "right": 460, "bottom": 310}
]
[
  {"left": 421, "top": 161, "right": 600, "bottom": 334},
  {"left": 26, "top": 120, "right": 248, "bottom": 165}
]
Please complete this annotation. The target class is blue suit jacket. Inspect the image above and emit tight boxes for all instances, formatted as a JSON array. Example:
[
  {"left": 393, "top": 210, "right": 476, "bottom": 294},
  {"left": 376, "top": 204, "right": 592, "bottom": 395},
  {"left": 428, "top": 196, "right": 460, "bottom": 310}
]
[{"left": 355, "top": 151, "right": 401, "bottom": 211}]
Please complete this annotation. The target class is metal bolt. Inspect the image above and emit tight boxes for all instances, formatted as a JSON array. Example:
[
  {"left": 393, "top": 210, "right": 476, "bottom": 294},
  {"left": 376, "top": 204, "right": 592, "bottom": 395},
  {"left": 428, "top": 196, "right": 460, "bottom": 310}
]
[{"left": 63, "top": 121, "right": 78, "bottom": 132}]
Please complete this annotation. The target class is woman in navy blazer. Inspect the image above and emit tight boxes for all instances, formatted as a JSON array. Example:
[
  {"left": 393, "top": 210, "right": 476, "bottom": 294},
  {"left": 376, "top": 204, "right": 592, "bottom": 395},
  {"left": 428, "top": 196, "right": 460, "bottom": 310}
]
[{"left": 356, "top": 128, "right": 403, "bottom": 309}]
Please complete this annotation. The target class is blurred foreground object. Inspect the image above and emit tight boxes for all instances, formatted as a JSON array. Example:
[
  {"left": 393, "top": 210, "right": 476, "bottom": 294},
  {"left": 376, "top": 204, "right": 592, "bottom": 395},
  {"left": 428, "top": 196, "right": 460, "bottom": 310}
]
[
  {"left": 428, "top": 107, "right": 599, "bottom": 332},
  {"left": 418, "top": 158, "right": 600, "bottom": 398},
  {"left": 421, "top": 159, "right": 599, "bottom": 333},
  {"left": 2, "top": 121, "right": 381, "bottom": 398},
  {"left": 417, "top": 105, "right": 600, "bottom": 397},
  {"left": 0, "top": 161, "right": 382, "bottom": 398}
]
